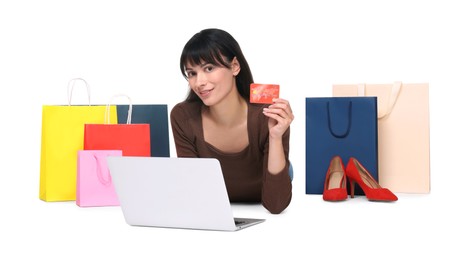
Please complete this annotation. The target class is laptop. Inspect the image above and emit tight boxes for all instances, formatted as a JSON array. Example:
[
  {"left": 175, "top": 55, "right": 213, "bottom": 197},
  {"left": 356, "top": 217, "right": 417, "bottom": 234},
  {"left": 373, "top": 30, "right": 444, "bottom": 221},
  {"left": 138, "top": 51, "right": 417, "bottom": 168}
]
[{"left": 106, "top": 156, "right": 265, "bottom": 231}]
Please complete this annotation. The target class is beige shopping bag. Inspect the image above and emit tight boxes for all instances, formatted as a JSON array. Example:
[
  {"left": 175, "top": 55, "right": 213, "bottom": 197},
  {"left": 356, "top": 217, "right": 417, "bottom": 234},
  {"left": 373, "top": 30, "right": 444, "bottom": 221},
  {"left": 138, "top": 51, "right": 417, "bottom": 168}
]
[{"left": 333, "top": 81, "right": 430, "bottom": 193}]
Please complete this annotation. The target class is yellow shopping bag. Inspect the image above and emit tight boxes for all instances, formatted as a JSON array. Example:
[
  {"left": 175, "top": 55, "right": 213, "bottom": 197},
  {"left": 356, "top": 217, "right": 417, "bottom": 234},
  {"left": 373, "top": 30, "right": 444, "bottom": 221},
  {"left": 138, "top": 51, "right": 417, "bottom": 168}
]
[{"left": 39, "top": 78, "right": 117, "bottom": 201}]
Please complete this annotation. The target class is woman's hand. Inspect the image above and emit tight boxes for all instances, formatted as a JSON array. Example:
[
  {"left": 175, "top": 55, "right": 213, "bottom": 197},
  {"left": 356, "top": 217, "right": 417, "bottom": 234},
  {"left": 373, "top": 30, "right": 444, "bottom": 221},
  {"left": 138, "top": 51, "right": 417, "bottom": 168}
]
[{"left": 262, "top": 98, "right": 294, "bottom": 139}]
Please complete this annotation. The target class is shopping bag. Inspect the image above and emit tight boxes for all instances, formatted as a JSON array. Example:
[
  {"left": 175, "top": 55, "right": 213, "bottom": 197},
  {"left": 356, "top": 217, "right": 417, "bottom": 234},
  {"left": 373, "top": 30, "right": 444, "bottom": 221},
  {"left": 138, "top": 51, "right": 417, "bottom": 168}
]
[
  {"left": 116, "top": 104, "right": 170, "bottom": 157},
  {"left": 306, "top": 97, "right": 378, "bottom": 195},
  {"left": 333, "top": 82, "right": 430, "bottom": 193},
  {"left": 84, "top": 95, "right": 151, "bottom": 156},
  {"left": 39, "top": 78, "right": 117, "bottom": 202},
  {"left": 76, "top": 150, "right": 122, "bottom": 207}
]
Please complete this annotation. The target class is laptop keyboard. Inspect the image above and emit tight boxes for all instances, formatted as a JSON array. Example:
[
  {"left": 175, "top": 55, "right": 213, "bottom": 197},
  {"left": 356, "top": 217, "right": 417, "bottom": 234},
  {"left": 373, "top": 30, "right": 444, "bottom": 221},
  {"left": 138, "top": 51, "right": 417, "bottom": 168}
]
[{"left": 235, "top": 220, "right": 246, "bottom": 225}]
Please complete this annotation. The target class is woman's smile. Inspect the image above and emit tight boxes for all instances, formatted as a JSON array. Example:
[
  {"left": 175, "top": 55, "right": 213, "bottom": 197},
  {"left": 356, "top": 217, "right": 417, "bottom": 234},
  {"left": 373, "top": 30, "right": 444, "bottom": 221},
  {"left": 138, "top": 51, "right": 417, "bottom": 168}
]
[{"left": 198, "top": 87, "right": 213, "bottom": 99}]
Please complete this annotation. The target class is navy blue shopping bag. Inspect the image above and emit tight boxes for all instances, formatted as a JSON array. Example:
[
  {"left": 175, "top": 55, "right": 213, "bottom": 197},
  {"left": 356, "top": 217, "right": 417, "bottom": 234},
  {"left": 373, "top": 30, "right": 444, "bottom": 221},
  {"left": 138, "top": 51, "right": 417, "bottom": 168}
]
[
  {"left": 305, "top": 97, "right": 378, "bottom": 195},
  {"left": 117, "top": 104, "right": 170, "bottom": 157}
]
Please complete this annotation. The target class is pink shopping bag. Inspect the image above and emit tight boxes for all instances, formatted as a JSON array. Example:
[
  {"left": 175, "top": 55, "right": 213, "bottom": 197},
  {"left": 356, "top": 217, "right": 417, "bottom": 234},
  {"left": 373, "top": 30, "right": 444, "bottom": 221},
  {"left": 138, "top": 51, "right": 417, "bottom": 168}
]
[{"left": 76, "top": 150, "right": 122, "bottom": 207}]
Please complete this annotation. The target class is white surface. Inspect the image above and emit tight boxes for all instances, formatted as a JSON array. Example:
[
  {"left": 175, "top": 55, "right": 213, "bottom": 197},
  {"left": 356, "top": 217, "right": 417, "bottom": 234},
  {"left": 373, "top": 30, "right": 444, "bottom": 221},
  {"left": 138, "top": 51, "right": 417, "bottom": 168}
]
[{"left": 1, "top": 1, "right": 452, "bottom": 259}]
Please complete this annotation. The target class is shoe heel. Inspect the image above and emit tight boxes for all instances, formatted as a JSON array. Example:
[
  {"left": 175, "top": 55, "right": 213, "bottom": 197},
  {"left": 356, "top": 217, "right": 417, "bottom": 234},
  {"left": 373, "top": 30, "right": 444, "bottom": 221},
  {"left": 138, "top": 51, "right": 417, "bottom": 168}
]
[{"left": 348, "top": 178, "right": 355, "bottom": 198}]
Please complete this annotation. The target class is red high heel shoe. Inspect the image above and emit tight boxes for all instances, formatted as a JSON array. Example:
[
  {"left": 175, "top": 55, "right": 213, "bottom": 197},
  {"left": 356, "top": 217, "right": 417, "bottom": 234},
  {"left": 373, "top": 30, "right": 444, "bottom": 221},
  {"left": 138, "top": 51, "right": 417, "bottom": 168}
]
[
  {"left": 346, "top": 157, "right": 398, "bottom": 201},
  {"left": 323, "top": 156, "right": 347, "bottom": 201}
]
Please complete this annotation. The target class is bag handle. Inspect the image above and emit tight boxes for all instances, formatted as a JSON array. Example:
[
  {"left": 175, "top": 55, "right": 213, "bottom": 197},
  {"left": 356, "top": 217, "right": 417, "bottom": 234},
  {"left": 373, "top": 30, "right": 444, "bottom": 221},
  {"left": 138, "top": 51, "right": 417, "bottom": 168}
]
[
  {"left": 357, "top": 81, "right": 402, "bottom": 119},
  {"left": 105, "top": 94, "right": 133, "bottom": 124},
  {"left": 327, "top": 101, "right": 352, "bottom": 138},
  {"left": 93, "top": 154, "right": 112, "bottom": 186},
  {"left": 67, "top": 78, "right": 91, "bottom": 106}
]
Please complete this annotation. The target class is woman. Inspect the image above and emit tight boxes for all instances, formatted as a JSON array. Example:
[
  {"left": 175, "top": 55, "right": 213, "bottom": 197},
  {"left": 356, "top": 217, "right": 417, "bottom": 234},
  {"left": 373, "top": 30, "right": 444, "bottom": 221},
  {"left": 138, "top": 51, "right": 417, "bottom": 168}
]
[{"left": 170, "top": 28, "right": 293, "bottom": 214}]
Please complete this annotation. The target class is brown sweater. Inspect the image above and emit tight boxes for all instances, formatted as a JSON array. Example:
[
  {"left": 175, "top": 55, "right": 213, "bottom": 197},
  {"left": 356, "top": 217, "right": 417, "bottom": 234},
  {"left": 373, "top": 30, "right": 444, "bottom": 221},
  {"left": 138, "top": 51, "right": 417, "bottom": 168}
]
[{"left": 170, "top": 101, "right": 292, "bottom": 214}]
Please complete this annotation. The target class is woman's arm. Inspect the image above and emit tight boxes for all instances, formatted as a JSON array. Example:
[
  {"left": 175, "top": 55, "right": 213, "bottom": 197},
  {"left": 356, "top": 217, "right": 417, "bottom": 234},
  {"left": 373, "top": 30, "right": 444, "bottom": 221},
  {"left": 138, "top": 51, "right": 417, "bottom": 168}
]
[
  {"left": 263, "top": 98, "right": 294, "bottom": 174},
  {"left": 261, "top": 98, "right": 294, "bottom": 214}
]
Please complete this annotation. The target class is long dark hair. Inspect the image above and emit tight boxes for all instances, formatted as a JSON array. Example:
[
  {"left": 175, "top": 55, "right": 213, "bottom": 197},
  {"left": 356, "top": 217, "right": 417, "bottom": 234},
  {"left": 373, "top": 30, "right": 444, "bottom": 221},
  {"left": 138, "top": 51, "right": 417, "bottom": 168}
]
[{"left": 180, "top": 28, "right": 254, "bottom": 102}]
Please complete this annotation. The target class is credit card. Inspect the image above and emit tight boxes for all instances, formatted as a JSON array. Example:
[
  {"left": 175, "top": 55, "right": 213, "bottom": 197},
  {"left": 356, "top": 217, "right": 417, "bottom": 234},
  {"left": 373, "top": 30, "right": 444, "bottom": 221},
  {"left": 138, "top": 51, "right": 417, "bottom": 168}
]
[{"left": 250, "top": 83, "right": 280, "bottom": 104}]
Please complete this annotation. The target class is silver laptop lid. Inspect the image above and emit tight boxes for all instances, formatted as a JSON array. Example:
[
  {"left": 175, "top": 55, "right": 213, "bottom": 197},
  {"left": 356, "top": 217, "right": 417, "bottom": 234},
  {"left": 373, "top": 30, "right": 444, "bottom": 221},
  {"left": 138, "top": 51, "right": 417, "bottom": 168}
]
[{"left": 107, "top": 156, "right": 245, "bottom": 231}]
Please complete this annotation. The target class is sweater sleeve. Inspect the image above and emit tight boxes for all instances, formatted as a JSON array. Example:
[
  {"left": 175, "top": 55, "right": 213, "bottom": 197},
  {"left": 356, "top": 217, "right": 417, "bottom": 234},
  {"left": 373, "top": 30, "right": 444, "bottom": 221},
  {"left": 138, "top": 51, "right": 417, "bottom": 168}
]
[
  {"left": 261, "top": 127, "right": 292, "bottom": 214},
  {"left": 170, "top": 103, "right": 199, "bottom": 157}
]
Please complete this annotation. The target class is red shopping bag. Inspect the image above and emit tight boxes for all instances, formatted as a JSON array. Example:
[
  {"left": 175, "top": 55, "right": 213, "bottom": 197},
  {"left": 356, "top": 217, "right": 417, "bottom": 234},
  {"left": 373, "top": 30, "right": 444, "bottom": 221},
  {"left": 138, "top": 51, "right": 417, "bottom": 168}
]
[{"left": 84, "top": 95, "right": 151, "bottom": 156}]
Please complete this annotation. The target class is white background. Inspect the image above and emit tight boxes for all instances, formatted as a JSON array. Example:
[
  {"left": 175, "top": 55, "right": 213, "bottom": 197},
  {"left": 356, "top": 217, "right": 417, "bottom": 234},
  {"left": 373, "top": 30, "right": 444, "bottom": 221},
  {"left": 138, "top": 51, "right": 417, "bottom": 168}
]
[{"left": 1, "top": 0, "right": 453, "bottom": 259}]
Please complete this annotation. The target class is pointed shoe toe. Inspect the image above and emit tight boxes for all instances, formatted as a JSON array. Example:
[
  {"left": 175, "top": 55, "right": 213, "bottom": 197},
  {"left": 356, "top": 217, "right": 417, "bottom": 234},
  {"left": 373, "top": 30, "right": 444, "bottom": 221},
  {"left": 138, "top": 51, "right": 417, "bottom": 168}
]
[
  {"left": 346, "top": 157, "right": 398, "bottom": 202},
  {"left": 323, "top": 188, "right": 348, "bottom": 201},
  {"left": 366, "top": 188, "right": 398, "bottom": 202}
]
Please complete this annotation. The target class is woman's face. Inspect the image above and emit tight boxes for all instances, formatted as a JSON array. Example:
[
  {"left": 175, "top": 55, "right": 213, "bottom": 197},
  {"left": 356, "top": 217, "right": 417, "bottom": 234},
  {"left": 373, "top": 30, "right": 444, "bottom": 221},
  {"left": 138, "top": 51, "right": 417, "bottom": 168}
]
[{"left": 185, "top": 58, "right": 240, "bottom": 106}]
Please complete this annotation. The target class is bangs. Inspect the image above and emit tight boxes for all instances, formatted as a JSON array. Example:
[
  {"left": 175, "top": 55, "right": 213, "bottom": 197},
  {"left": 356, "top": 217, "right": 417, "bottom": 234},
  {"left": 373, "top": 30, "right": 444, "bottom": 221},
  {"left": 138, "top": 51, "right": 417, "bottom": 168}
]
[{"left": 180, "top": 39, "right": 231, "bottom": 77}]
